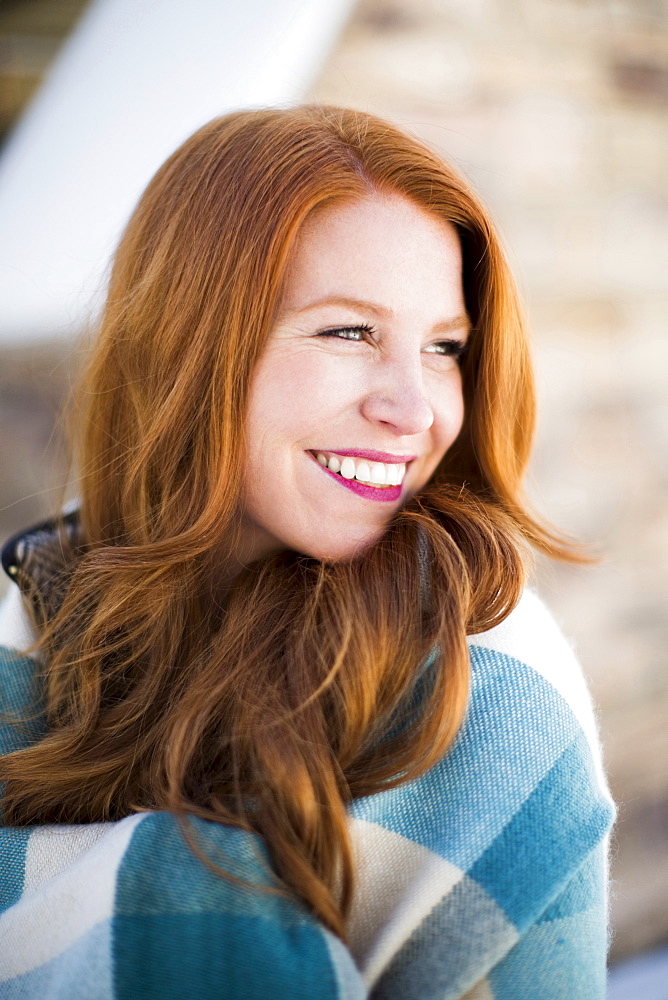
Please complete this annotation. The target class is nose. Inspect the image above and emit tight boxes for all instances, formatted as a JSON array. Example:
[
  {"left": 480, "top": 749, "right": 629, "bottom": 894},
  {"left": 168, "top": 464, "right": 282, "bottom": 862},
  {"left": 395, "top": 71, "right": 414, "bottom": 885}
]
[{"left": 359, "top": 356, "right": 434, "bottom": 436}]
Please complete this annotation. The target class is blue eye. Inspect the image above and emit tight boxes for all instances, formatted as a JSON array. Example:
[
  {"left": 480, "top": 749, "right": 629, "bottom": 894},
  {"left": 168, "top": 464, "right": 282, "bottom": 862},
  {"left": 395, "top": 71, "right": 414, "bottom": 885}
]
[{"left": 317, "top": 324, "right": 376, "bottom": 341}]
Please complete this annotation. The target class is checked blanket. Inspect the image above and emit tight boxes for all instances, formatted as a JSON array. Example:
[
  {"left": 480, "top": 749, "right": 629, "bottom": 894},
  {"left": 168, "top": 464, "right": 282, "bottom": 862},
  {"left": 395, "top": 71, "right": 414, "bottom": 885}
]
[{"left": 0, "top": 533, "right": 614, "bottom": 999}]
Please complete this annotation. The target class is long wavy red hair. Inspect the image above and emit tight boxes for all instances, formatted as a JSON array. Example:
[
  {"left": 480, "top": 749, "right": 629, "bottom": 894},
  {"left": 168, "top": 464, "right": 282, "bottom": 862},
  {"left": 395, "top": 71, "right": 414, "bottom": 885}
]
[{"left": 0, "top": 106, "right": 578, "bottom": 939}]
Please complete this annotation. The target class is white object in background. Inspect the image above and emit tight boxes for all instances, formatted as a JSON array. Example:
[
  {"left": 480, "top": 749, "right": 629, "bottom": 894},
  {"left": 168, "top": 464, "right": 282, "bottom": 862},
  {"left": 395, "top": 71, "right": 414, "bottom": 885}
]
[{"left": 0, "top": 0, "right": 357, "bottom": 345}]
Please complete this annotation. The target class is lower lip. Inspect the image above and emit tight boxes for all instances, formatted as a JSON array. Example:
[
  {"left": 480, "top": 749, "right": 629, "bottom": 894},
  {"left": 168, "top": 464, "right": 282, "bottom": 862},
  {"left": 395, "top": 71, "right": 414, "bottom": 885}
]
[{"left": 317, "top": 462, "right": 403, "bottom": 502}]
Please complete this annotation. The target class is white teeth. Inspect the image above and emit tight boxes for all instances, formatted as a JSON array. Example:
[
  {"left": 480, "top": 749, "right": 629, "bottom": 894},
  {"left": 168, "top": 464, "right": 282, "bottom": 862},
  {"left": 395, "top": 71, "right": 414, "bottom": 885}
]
[
  {"left": 315, "top": 452, "right": 408, "bottom": 487},
  {"left": 390, "top": 464, "right": 405, "bottom": 485},
  {"left": 370, "top": 462, "right": 386, "bottom": 485},
  {"left": 355, "top": 461, "right": 371, "bottom": 483}
]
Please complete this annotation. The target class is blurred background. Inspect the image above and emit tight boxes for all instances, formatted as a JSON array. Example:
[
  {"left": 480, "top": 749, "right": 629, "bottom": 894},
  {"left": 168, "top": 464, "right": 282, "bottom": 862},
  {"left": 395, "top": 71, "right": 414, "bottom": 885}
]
[{"left": 0, "top": 0, "right": 666, "bottom": 990}]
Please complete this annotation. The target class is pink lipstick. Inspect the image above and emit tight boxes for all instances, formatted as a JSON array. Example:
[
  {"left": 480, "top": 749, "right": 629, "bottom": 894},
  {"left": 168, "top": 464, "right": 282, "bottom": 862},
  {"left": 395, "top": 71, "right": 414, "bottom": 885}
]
[
  {"left": 309, "top": 451, "right": 406, "bottom": 503},
  {"left": 321, "top": 466, "right": 402, "bottom": 502}
]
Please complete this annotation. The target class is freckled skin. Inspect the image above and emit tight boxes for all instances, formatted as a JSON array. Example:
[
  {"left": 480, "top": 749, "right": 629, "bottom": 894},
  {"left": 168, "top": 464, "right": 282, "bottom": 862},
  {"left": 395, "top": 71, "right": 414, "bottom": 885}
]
[{"left": 240, "top": 191, "right": 468, "bottom": 563}]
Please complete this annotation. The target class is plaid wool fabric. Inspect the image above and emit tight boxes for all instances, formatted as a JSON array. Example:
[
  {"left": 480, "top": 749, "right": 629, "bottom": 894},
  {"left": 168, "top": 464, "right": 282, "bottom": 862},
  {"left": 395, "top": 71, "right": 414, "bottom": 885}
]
[{"left": 0, "top": 544, "right": 614, "bottom": 999}]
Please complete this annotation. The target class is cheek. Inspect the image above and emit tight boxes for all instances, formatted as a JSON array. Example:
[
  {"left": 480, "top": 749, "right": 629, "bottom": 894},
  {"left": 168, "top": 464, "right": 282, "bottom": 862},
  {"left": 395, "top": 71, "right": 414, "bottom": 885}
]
[
  {"left": 248, "top": 348, "right": 355, "bottom": 448},
  {"left": 433, "top": 373, "right": 465, "bottom": 450},
  {"left": 452, "top": 384, "right": 465, "bottom": 438},
  {"left": 246, "top": 358, "right": 307, "bottom": 454}
]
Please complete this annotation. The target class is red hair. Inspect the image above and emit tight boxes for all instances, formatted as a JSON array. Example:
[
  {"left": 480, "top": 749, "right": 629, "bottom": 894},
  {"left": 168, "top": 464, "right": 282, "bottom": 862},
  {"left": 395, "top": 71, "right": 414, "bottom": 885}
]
[{"left": 0, "top": 106, "right": 579, "bottom": 938}]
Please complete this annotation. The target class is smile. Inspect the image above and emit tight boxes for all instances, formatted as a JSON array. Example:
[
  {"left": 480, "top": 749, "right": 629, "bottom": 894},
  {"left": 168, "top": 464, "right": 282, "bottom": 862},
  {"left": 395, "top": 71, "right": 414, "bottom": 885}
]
[{"left": 310, "top": 450, "right": 411, "bottom": 503}]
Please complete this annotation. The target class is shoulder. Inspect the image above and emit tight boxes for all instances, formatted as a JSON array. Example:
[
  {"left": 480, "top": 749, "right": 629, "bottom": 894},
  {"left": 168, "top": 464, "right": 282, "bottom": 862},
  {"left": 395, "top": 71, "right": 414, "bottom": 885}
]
[
  {"left": 346, "top": 589, "right": 614, "bottom": 993},
  {"left": 352, "top": 589, "right": 614, "bottom": 866},
  {"left": 458, "top": 589, "right": 615, "bottom": 862},
  {"left": 0, "top": 811, "right": 366, "bottom": 999},
  {"left": 468, "top": 588, "right": 600, "bottom": 742},
  {"left": 456, "top": 589, "right": 614, "bottom": 920}
]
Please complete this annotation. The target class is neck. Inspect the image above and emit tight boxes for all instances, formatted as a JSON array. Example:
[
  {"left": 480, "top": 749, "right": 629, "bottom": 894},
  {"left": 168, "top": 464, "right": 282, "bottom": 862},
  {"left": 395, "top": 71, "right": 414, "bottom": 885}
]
[{"left": 209, "top": 515, "right": 282, "bottom": 599}]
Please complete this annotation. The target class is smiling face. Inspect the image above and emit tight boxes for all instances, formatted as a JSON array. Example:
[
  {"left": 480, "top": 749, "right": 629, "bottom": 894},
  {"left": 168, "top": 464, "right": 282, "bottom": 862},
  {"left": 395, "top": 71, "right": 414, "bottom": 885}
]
[{"left": 239, "top": 190, "right": 469, "bottom": 563}]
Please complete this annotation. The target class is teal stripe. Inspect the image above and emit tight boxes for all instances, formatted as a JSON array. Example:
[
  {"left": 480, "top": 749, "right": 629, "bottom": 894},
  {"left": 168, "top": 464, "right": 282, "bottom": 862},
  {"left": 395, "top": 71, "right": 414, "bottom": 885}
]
[
  {"left": 0, "top": 828, "right": 30, "bottom": 913},
  {"left": 113, "top": 812, "right": 363, "bottom": 998},
  {"left": 0, "top": 647, "right": 45, "bottom": 756},
  {"left": 468, "top": 735, "right": 614, "bottom": 930},
  {"left": 0, "top": 647, "right": 41, "bottom": 908},
  {"left": 350, "top": 650, "right": 580, "bottom": 869},
  {"left": 112, "top": 912, "right": 351, "bottom": 1000},
  {"left": 113, "top": 812, "right": 284, "bottom": 918}
]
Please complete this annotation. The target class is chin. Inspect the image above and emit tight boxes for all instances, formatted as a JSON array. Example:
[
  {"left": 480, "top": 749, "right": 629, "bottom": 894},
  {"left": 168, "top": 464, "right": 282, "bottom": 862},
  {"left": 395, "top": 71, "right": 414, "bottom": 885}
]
[{"left": 298, "top": 527, "right": 386, "bottom": 563}]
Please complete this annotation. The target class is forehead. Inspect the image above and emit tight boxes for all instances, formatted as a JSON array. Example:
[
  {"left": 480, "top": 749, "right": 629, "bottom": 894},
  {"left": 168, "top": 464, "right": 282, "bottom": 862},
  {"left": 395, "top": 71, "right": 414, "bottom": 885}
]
[{"left": 280, "top": 192, "right": 464, "bottom": 312}]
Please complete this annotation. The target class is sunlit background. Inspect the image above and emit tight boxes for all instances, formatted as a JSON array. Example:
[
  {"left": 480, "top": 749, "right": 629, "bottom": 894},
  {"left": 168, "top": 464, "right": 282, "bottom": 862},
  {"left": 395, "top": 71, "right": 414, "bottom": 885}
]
[{"left": 1, "top": 0, "right": 666, "bottom": 991}]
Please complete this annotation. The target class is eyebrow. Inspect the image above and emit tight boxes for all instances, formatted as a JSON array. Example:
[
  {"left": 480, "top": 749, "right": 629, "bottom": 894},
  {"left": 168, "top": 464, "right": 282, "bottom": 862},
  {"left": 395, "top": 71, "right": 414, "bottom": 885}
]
[{"left": 291, "top": 295, "right": 471, "bottom": 335}]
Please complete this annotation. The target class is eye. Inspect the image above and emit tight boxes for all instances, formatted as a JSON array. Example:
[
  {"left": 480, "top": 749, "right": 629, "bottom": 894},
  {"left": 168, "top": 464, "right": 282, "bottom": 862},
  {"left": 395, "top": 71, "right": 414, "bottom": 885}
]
[
  {"left": 316, "top": 324, "right": 376, "bottom": 342},
  {"left": 423, "top": 338, "right": 468, "bottom": 361}
]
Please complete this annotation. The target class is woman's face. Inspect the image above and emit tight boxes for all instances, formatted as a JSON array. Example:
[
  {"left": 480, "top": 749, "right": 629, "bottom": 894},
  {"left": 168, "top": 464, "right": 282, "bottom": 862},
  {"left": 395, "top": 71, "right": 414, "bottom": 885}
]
[{"left": 240, "top": 191, "right": 469, "bottom": 563}]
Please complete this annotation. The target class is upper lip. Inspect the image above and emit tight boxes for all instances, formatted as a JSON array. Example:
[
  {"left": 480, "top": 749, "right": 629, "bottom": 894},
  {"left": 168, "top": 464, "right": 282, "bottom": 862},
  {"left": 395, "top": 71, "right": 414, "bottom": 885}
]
[{"left": 312, "top": 449, "right": 417, "bottom": 463}]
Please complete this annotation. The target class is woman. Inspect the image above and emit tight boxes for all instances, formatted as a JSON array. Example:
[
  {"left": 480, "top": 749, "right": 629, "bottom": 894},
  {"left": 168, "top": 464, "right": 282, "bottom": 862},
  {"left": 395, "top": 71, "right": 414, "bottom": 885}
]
[{"left": 0, "top": 106, "right": 613, "bottom": 998}]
